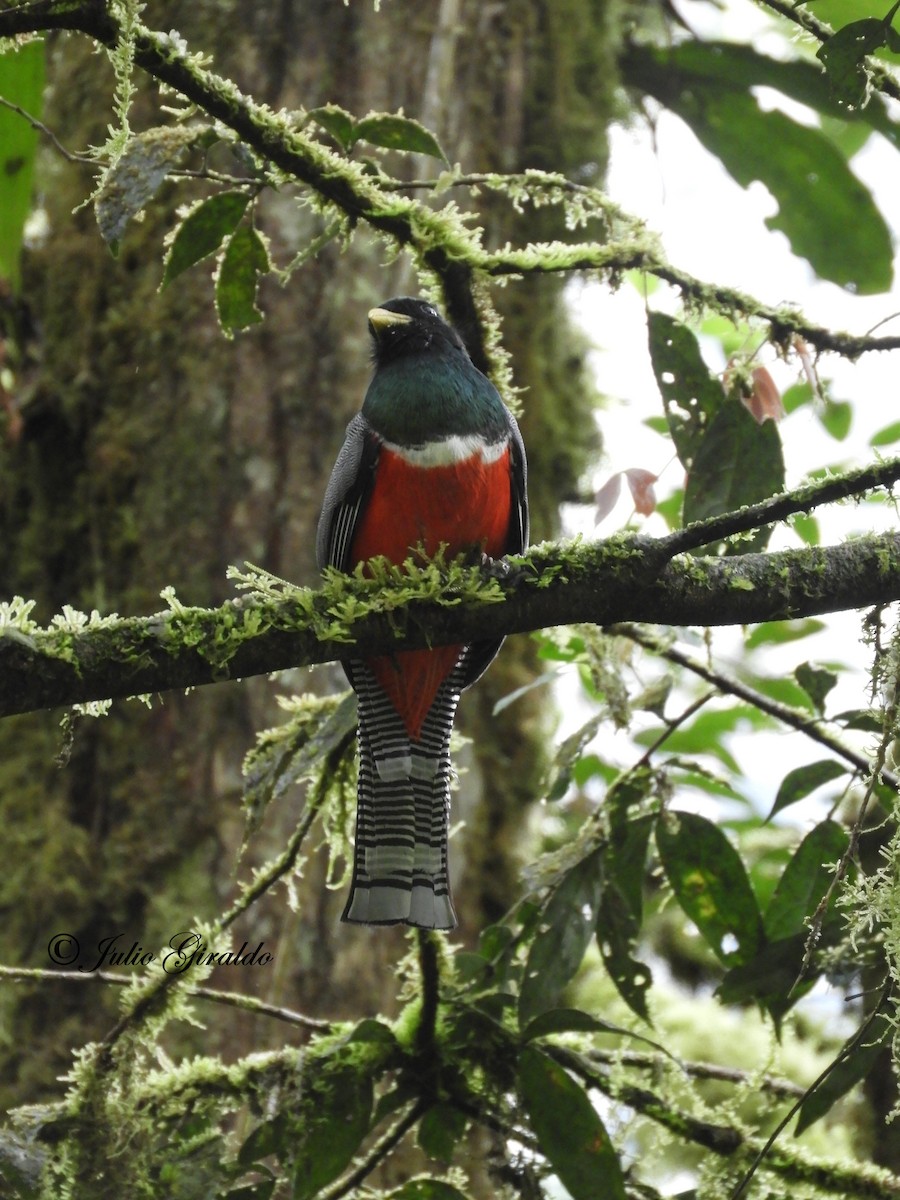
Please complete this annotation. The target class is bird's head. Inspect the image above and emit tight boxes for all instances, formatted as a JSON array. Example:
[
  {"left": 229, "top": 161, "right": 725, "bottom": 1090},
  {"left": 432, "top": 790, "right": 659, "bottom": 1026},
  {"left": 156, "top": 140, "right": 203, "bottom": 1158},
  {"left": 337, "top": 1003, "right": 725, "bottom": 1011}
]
[{"left": 367, "top": 297, "right": 468, "bottom": 365}]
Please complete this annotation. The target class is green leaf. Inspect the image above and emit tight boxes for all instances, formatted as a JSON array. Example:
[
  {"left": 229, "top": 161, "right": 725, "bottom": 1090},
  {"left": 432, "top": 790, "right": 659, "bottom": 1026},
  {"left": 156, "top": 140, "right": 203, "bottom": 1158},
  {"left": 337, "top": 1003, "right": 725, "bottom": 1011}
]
[
  {"left": 819, "top": 398, "right": 853, "bottom": 441},
  {"left": 216, "top": 224, "right": 270, "bottom": 335},
  {"left": 237, "top": 1115, "right": 287, "bottom": 1169},
  {"left": 519, "top": 849, "right": 604, "bottom": 1024},
  {"left": 835, "top": 707, "right": 882, "bottom": 732},
  {"left": 308, "top": 103, "right": 357, "bottom": 149},
  {"left": 545, "top": 712, "right": 604, "bottom": 801},
  {"left": 522, "top": 1007, "right": 628, "bottom": 1040},
  {"left": 683, "top": 400, "right": 786, "bottom": 553},
  {"left": 418, "top": 1104, "right": 466, "bottom": 1161},
  {"left": 624, "top": 38, "right": 900, "bottom": 147},
  {"left": 796, "top": 1012, "right": 893, "bottom": 1133},
  {"left": 522, "top": 1008, "right": 676, "bottom": 1063},
  {"left": 597, "top": 808, "right": 655, "bottom": 1021},
  {"left": 791, "top": 513, "right": 821, "bottom": 546},
  {"left": 717, "top": 932, "right": 811, "bottom": 1020},
  {"left": 765, "top": 819, "right": 849, "bottom": 940},
  {"left": 636, "top": 705, "right": 769, "bottom": 773},
  {"left": 647, "top": 311, "right": 724, "bottom": 470},
  {"left": 769, "top": 760, "right": 848, "bottom": 821},
  {"left": 388, "top": 1181, "right": 472, "bottom": 1200},
  {"left": 292, "top": 1067, "right": 373, "bottom": 1200},
  {"left": 518, "top": 1046, "right": 626, "bottom": 1200},
  {"left": 817, "top": 17, "right": 891, "bottom": 108},
  {"left": 163, "top": 191, "right": 251, "bottom": 287},
  {"left": 745, "top": 619, "right": 826, "bottom": 649},
  {"left": 870, "top": 419, "right": 900, "bottom": 446},
  {"left": 0, "top": 40, "right": 44, "bottom": 291},
  {"left": 626, "top": 45, "right": 893, "bottom": 291},
  {"left": 656, "top": 810, "right": 764, "bottom": 966},
  {"left": 356, "top": 113, "right": 447, "bottom": 160},
  {"left": 794, "top": 661, "right": 839, "bottom": 715}
]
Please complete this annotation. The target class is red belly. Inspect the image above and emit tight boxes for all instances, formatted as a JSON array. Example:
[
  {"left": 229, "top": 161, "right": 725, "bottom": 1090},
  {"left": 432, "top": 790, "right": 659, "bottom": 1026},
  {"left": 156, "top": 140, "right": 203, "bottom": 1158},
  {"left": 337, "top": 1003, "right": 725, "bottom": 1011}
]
[{"left": 351, "top": 445, "right": 512, "bottom": 738}]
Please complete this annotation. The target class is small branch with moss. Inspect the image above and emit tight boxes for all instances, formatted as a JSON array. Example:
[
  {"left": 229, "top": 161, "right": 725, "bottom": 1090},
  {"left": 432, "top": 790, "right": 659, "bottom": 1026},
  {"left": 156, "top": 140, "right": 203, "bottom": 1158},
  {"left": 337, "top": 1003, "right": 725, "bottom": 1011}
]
[
  {"left": 4, "top": 528, "right": 900, "bottom": 717},
  {"left": 614, "top": 622, "right": 900, "bottom": 793},
  {"left": 3, "top": 2, "right": 900, "bottom": 363},
  {"left": 0, "top": 964, "right": 332, "bottom": 1030},
  {"left": 551, "top": 1045, "right": 900, "bottom": 1198}
]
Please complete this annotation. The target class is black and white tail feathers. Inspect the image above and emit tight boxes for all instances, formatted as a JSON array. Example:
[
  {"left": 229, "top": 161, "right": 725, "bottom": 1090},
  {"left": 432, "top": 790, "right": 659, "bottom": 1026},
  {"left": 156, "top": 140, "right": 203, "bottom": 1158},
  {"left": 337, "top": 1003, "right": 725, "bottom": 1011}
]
[{"left": 342, "top": 658, "right": 467, "bottom": 929}]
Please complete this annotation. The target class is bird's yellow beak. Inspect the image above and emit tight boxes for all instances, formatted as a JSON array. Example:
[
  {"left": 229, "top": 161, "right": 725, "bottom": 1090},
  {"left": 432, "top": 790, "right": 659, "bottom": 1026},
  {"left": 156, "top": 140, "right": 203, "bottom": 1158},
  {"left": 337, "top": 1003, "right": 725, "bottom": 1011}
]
[{"left": 368, "top": 307, "right": 413, "bottom": 331}]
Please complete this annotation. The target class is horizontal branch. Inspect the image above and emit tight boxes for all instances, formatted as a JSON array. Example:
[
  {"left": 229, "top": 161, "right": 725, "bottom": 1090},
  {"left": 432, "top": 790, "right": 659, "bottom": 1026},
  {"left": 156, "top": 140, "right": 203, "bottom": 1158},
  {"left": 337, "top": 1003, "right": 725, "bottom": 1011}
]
[
  {"left": 0, "top": 965, "right": 332, "bottom": 1030},
  {"left": 3, "top": 530, "right": 900, "bottom": 718},
  {"left": 2, "top": 3, "right": 900, "bottom": 360}
]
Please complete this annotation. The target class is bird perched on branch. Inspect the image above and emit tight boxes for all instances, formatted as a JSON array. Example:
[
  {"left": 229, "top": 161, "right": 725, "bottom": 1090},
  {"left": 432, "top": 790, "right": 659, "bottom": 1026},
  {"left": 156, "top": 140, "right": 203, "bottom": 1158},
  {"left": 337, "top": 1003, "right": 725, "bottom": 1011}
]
[{"left": 317, "top": 297, "right": 529, "bottom": 929}]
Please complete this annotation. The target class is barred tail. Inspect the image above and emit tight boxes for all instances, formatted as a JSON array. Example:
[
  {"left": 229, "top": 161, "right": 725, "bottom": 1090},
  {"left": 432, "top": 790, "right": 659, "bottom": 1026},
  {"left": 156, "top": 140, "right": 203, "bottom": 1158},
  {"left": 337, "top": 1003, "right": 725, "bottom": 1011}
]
[{"left": 343, "top": 660, "right": 463, "bottom": 929}]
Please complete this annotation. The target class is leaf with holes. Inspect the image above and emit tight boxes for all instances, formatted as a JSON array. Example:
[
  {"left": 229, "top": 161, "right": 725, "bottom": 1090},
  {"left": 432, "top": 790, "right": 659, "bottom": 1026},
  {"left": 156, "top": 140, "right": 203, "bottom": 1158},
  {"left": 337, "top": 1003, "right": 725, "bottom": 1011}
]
[
  {"left": 657, "top": 810, "right": 764, "bottom": 966},
  {"left": 648, "top": 311, "right": 725, "bottom": 470},
  {"left": 598, "top": 807, "right": 654, "bottom": 1019},
  {"left": 683, "top": 400, "right": 785, "bottom": 553},
  {"left": 519, "top": 848, "right": 605, "bottom": 1025},
  {"left": 817, "top": 17, "right": 890, "bottom": 108}
]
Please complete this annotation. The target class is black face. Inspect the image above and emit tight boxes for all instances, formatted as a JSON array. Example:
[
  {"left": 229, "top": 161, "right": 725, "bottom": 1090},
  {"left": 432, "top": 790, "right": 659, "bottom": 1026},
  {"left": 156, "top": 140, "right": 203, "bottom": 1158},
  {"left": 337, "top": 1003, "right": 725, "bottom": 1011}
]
[{"left": 368, "top": 296, "right": 469, "bottom": 364}]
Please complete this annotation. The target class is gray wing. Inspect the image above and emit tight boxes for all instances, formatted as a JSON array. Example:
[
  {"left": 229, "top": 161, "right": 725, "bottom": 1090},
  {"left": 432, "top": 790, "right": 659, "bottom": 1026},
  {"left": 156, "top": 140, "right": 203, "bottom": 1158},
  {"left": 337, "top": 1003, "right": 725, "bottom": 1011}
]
[{"left": 316, "top": 413, "right": 381, "bottom": 572}]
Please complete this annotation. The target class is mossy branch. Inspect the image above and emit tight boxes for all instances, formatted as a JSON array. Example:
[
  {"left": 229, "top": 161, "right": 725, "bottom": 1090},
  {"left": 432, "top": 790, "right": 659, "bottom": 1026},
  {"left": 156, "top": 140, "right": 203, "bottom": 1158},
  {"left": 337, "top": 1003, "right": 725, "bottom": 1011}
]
[
  {"left": 3, "top": 2, "right": 900, "bottom": 359},
  {"left": 3, "top": 528, "right": 900, "bottom": 718},
  {"left": 551, "top": 1044, "right": 900, "bottom": 1198}
]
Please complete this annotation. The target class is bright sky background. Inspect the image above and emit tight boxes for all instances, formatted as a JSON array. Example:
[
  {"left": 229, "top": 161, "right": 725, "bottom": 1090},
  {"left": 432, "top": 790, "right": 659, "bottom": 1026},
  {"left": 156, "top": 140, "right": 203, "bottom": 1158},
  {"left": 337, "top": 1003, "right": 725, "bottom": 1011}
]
[{"left": 559, "top": 0, "right": 900, "bottom": 805}]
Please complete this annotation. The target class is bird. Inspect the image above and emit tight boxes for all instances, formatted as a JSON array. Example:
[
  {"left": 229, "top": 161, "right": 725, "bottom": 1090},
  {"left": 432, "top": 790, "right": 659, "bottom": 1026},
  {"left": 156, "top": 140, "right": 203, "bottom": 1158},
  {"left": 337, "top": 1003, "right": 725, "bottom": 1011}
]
[{"left": 316, "top": 297, "right": 529, "bottom": 929}]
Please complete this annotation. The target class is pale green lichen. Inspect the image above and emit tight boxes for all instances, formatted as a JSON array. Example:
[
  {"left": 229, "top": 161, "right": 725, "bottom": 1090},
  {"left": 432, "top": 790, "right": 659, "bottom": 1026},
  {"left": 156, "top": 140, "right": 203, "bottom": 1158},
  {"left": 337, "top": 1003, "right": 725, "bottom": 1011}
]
[{"left": 0, "top": 595, "right": 38, "bottom": 634}]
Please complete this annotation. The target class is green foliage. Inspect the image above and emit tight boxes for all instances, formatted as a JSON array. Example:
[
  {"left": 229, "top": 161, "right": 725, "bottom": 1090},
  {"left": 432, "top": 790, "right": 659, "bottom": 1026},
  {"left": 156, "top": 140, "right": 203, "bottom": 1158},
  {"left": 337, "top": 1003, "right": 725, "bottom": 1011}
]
[
  {"left": 162, "top": 191, "right": 251, "bottom": 287},
  {"left": 517, "top": 1046, "right": 626, "bottom": 1200},
  {"left": 817, "top": 0, "right": 900, "bottom": 108},
  {"left": 2, "top": 1, "right": 900, "bottom": 1197},
  {"left": 0, "top": 39, "right": 44, "bottom": 291},
  {"left": 624, "top": 40, "right": 896, "bottom": 292}
]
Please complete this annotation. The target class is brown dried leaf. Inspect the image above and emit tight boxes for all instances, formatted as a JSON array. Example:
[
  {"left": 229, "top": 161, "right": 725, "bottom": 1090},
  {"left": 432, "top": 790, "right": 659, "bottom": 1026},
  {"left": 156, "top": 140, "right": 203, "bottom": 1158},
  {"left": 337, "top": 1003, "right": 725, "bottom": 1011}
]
[
  {"left": 624, "top": 468, "right": 658, "bottom": 516},
  {"left": 743, "top": 367, "right": 784, "bottom": 425}
]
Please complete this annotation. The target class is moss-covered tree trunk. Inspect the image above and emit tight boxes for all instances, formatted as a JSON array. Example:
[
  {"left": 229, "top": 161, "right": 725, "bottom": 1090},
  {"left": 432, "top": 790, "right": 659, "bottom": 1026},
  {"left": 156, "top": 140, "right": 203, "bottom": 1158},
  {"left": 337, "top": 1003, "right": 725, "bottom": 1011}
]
[{"left": 0, "top": 4, "right": 619, "bottom": 1178}]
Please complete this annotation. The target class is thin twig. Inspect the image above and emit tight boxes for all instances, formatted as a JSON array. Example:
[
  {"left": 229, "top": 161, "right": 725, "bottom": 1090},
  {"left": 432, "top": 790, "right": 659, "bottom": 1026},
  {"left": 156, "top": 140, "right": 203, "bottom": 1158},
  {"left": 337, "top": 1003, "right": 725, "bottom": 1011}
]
[
  {"left": 729, "top": 983, "right": 894, "bottom": 1200},
  {"left": 0, "top": 965, "right": 332, "bottom": 1030},
  {"left": 585, "top": 1045, "right": 805, "bottom": 1100},
  {"left": 633, "top": 688, "right": 717, "bottom": 769},
  {"left": 613, "top": 623, "right": 900, "bottom": 794},
  {"left": 0, "top": 93, "right": 93, "bottom": 163}
]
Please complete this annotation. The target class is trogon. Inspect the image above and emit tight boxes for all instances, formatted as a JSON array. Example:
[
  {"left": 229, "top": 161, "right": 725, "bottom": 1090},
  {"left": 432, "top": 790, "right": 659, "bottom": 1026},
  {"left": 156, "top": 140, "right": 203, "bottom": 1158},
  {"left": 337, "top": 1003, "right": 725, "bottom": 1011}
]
[{"left": 316, "top": 297, "right": 529, "bottom": 929}]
